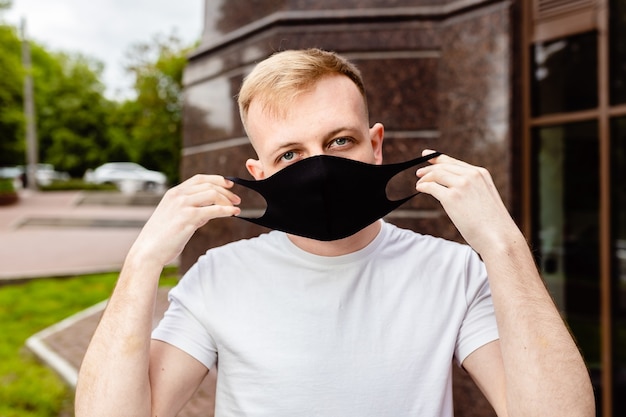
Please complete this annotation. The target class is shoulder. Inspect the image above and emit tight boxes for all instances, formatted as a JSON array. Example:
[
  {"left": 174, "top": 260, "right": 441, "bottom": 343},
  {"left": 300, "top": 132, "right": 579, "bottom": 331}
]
[
  {"left": 171, "top": 232, "right": 287, "bottom": 296},
  {"left": 380, "top": 222, "right": 484, "bottom": 282}
]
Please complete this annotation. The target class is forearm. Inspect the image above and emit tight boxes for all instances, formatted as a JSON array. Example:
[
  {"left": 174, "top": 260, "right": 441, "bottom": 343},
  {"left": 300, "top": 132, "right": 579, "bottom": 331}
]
[
  {"left": 73, "top": 175, "right": 240, "bottom": 416},
  {"left": 75, "top": 254, "right": 162, "bottom": 417},
  {"left": 482, "top": 232, "right": 595, "bottom": 416}
]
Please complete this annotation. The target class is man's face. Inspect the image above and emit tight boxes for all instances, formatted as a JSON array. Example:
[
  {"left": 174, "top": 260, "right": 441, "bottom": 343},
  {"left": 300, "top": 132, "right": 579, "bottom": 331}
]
[{"left": 245, "top": 75, "right": 384, "bottom": 180}]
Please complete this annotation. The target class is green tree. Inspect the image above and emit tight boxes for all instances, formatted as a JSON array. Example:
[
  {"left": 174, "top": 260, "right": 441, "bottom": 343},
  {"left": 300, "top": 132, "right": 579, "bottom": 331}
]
[
  {"left": 31, "top": 48, "right": 111, "bottom": 177},
  {"left": 122, "top": 32, "right": 192, "bottom": 183},
  {"left": 0, "top": 17, "right": 112, "bottom": 176},
  {"left": 0, "top": 24, "right": 25, "bottom": 166},
  {"left": 105, "top": 99, "right": 139, "bottom": 163},
  {"left": 1, "top": 16, "right": 193, "bottom": 182}
]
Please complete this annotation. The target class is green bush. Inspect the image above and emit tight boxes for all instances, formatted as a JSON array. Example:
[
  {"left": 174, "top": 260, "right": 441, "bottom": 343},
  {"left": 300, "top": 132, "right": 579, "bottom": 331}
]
[
  {"left": 0, "top": 177, "right": 16, "bottom": 194},
  {"left": 39, "top": 179, "right": 117, "bottom": 192}
]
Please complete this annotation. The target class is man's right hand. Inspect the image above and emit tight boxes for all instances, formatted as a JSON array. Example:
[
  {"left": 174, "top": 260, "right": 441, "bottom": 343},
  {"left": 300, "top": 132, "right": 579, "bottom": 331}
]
[{"left": 128, "top": 174, "right": 241, "bottom": 269}]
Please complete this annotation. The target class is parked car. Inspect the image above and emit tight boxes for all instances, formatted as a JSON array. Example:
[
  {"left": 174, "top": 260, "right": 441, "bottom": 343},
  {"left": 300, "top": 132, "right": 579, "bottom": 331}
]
[
  {"left": 0, "top": 166, "right": 24, "bottom": 190},
  {"left": 84, "top": 162, "right": 167, "bottom": 193},
  {"left": 0, "top": 167, "right": 23, "bottom": 196},
  {"left": 34, "top": 163, "right": 70, "bottom": 186},
  {"left": 0, "top": 164, "right": 69, "bottom": 188}
]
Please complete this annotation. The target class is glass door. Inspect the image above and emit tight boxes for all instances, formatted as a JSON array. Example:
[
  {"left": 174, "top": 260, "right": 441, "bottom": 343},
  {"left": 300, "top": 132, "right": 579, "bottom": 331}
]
[
  {"left": 611, "top": 116, "right": 626, "bottom": 416},
  {"left": 532, "top": 122, "right": 602, "bottom": 410}
]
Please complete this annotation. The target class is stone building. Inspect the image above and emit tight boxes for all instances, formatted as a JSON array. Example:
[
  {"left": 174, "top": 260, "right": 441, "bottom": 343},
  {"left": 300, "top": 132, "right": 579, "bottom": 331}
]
[{"left": 179, "top": 1, "right": 626, "bottom": 415}]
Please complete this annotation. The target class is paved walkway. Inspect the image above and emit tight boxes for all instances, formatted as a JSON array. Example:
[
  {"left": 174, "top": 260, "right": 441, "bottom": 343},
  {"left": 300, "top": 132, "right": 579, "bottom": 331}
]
[
  {"left": 0, "top": 190, "right": 155, "bottom": 280},
  {"left": 0, "top": 190, "right": 216, "bottom": 415}
]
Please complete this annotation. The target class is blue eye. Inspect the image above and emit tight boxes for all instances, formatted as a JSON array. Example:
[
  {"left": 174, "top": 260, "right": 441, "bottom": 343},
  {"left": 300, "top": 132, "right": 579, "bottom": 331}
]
[
  {"left": 281, "top": 151, "right": 295, "bottom": 161},
  {"left": 334, "top": 137, "right": 348, "bottom": 146}
]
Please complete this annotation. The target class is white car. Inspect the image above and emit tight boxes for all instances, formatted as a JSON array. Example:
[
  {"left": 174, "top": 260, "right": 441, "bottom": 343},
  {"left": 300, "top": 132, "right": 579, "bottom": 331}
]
[
  {"left": 35, "top": 163, "right": 70, "bottom": 186},
  {"left": 0, "top": 164, "right": 69, "bottom": 188},
  {"left": 84, "top": 162, "right": 167, "bottom": 193}
]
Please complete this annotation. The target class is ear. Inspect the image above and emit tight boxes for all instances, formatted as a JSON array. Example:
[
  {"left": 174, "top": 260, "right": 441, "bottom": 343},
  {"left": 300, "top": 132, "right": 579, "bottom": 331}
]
[
  {"left": 369, "top": 122, "right": 384, "bottom": 165},
  {"left": 245, "top": 158, "right": 266, "bottom": 180}
]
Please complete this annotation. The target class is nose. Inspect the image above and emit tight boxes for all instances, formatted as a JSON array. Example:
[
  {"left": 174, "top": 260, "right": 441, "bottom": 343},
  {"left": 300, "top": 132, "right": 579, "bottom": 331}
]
[{"left": 305, "top": 145, "right": 327, "bottom": 158}]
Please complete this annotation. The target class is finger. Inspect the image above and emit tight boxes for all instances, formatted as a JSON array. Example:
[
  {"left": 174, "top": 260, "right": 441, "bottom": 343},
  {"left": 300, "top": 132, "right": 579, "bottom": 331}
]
[
  {"left": 187, "top": 187, "right": 241, "bottom": 209},
  {"left": 194, "top": 204, "right": 241, "bottom": 226},
  {"left": 176, "top": 175, "right": 241, "bottom": 205},
  {"left": 414, "top": 178, "right": 449, "bottom": 203},
  {"left": 183, "top": 205, "right": 240, "bottom": 232},
  {"left": 419, "top": 169, "right": 495, "bottom": 199},
  {"left": 157, "top": 200, "right": 241, "bottom": 237},
  {"left": 180, "top": 174, "right": 238, "bottom": 193},
  {"left": 421, "top": 149, "right": 476, "bottom": 169},
  {"left": 188, "top": 182, "right": 241, "bottom": 206},
  {"left": 416, "top": 163, "right": 478, "bottom": 191},
  {"left": 417, "top": 156, "right": 492, "bottom": 187},
  {"left": 417, "top": 160, "right": 473, "bottom": 177}
]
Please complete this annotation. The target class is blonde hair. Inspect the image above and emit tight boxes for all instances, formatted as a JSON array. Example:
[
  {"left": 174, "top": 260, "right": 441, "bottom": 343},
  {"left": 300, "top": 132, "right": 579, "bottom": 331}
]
[{"left": 237, "top": 48, "right": 367, "bottom": 132}]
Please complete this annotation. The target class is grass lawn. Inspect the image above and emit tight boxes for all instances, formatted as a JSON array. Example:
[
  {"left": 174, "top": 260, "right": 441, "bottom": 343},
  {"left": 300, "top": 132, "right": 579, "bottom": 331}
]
[{"left": 0, "top": 267, "right": 178, "bottom": 417}]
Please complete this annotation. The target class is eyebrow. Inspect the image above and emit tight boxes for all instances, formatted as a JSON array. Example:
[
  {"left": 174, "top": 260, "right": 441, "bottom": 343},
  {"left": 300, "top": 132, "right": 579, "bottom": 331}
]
[
  {"left": 323, "top": 127, "right": 357, "bottom": 141},
  {"left": 270, "top": 141, "right": 301, "bottom": 156}
]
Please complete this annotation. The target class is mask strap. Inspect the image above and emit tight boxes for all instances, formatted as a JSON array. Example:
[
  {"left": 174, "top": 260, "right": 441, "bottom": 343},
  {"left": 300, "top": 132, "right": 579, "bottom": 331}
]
[
  {"left": 227, "top": 176, "right": 259, "bottom": 190},
  {"left": 375, "top": 151, "right": 442, "bottom": 182}
]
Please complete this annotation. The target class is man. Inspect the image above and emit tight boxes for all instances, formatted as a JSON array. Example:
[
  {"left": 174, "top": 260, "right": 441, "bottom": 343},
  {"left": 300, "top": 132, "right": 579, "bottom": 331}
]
[{"left": 75, "top": 49, "right": 594, "bottom": 416}]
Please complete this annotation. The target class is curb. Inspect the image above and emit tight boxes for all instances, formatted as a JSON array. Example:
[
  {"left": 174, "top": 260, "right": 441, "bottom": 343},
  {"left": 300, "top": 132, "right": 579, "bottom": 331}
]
[{"left": 25, "top": 300, "right": 108, "bottom": 387}]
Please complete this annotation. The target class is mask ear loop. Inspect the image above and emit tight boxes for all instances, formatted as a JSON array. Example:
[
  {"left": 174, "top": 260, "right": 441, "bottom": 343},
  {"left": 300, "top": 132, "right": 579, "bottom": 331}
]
[
  {"left": 374, "top": 151, "right": 442, "bottom": 203},
  {"left": 225, "top": 176, "right": 269, "bottom": 223}
]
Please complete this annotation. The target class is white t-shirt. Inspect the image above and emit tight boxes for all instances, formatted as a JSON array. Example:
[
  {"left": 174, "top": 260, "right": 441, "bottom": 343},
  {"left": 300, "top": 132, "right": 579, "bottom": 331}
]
[{"left": 152, "top": 221, "right": 498, "bottom": 416}]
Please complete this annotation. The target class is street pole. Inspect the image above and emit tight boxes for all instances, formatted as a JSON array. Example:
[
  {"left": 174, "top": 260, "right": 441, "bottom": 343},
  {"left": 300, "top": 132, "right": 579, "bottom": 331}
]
[{"left": 21, "top": 17, "right": 38, "bottom": 191}]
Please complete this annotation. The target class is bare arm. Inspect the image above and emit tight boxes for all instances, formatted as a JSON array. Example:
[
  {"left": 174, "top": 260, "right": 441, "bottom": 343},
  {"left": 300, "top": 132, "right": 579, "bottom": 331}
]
[
  {"left": 416, "top": 151, "right": 595, "bottom": 416},
  {"left": 75, "top": 175, "right": 240, "bottom": 417}
]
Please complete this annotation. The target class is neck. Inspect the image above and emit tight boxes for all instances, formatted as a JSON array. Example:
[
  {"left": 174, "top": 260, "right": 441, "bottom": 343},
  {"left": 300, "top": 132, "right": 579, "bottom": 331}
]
[{"left": 287, "top": 220, "right": 382, "bottom": 256}]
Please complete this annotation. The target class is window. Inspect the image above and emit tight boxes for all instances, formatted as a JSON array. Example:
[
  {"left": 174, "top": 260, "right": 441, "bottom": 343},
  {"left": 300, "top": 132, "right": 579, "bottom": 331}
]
[
  {"left": 525, "top": 1, "right": 626, "bottom": 415},
  {"left": 611, "top": 116, "right": 626, "bottom": 415},
  {"left": 610, "top": 0, "right": 626, "bottom": 105},
  {"left": 531, "top": 32, "right": 598, "bottom": 116},
  {"left": 532, "top": 122, "right": 601, "bottom": 369}
]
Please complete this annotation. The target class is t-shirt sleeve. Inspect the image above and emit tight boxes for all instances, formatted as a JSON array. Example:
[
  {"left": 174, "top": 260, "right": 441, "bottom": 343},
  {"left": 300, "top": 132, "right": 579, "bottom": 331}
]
[
  {"left": 151, "top": 262, "right": 218, "bottom": 370},
  {"left": 454, "top": 248, "right": 499, "bottom": 366}
]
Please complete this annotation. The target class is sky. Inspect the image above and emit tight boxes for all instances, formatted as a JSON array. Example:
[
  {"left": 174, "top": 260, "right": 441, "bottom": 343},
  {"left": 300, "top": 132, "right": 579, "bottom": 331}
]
[{"left": 3, "top": 0, "right": 204, "bottom": 100}]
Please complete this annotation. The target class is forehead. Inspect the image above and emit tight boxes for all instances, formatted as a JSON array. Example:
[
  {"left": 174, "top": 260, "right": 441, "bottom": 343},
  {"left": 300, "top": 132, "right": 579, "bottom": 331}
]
[{"left": 246, "top": 75, "right": 368, "bottom": 148}]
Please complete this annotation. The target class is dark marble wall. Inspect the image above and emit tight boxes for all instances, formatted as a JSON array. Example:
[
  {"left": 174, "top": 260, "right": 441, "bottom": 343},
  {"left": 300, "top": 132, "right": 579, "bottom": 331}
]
[
  {"left": 202, "top": 0, "right": 454, "bottom": 43},
  {"left": 183, "top": 0, "right": 515, "bottom": 268},
  {"left": 181, "top": 1, "right": 517, "bottom": 416}
]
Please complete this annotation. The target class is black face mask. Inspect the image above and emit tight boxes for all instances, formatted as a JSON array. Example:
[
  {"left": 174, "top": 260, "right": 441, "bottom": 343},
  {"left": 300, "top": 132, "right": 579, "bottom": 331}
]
[{"left": 227, "top": 152, "right": 441, "bottom": 241}]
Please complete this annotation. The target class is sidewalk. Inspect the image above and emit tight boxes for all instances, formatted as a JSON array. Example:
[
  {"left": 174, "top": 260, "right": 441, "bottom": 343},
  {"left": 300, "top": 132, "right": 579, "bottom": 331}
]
[
  {"left": 0, "top": 190, "right": 155, "bottom": 281},
  {"left": 0, "top": 190, "right": 215, "bottom": 415}
]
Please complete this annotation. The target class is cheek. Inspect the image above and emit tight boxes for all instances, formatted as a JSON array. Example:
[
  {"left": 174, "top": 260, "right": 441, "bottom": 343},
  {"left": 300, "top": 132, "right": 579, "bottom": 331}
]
[
  {"left": 361, "top": 146, "right": 381, "bottom": 165},
  {"left": 258, "top": 164, "right": 280, "bottom": 179}
]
